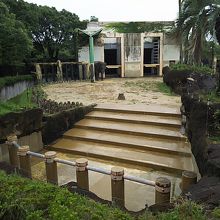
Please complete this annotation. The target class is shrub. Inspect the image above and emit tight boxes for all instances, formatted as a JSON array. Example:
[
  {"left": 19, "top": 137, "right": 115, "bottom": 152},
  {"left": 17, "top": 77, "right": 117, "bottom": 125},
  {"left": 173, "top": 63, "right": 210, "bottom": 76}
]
[{"left": 170, "top": 64, "right": 213, "bottom": 75}]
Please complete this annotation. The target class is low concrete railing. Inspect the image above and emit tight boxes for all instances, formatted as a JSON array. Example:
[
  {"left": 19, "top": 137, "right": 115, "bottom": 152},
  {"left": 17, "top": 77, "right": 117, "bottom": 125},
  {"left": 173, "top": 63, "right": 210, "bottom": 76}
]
[{"left": 5, "top": 135, "right": 198, "bottom": 207}]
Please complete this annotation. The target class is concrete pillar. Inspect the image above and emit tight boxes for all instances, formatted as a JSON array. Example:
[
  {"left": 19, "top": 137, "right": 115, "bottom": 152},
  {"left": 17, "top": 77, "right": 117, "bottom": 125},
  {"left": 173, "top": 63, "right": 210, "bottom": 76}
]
[
  {"left": 181, "top": 171, "right": 197, "bottom": 192},
  {"left": 45, "top": 151, "right": 58, "bottom": 185},
  {"left": 18, "top": 146, "right": 31, "bottom": 178},
  {"left": 76, "top": 158, "right": 89, "bottom": 191},
  {"left": 6, "top": 135, "right": 19, "bottom": 167},
  {"left": 111, "top": 166, "right": 125, "bottom": 207},
  {"left": 155, "top": 177, "right": 171, "bottom": 204}
]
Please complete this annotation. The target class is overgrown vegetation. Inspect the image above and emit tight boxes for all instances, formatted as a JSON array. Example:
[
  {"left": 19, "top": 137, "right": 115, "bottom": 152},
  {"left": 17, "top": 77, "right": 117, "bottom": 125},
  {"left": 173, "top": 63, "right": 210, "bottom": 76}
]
[
  {"left": 0, "top": 75, "right": 33, "bottom": 89},
  {"left": 0, "top": 89, "right": 36, "bottom": 116},
  {"left": 200, "top": 91, "right": 220, "bottom": 103},
  {"left": 105, "top": 21, "right": 173, "bottom": 33},
  {"left": 0, "top": 170, "right": 211, "bottom": 220},
  {"left": 124, "top": 81, "right": 174, "bottom": 96},
  {"left": 169, "top": 64, "right": 213, "bottom": 75}
]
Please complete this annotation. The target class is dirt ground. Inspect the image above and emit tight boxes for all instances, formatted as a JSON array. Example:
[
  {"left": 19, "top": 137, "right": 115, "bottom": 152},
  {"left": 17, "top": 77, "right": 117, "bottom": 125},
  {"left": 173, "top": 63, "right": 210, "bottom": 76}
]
[{"left": 43, "top": 77, "right": 181, "bottom": 107}]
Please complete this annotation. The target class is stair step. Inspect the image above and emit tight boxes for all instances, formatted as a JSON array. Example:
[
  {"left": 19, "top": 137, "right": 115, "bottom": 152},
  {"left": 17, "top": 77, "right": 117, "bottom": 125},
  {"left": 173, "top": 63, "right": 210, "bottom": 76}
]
[
  {"left": 75, "top": 119, "right": 185, "bottom": 141},
  {"left": 86, "top": 111, "right": 181, "bottom": 128},
  {"left": 94, "top": 104, "right": 181, "bottom": 118},
  {"left": 63, "top": 128, "right": 191, "bottom": 156},
  {"left": 50, "top": 138, "right": 194, "bottom": 174}
]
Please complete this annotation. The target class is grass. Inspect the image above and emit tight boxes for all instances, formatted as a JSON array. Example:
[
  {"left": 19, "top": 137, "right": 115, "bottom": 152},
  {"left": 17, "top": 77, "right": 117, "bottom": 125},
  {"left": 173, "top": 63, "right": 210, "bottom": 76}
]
[
  {"left": 208, "top": 136, "right": 220, "bottom": 143},
  {"left": 124, "top": 80, "right": 174, "bottom": 96},
  {"left": 0, "top": 170, "right": 209, "bottom": 220},
  {"left": 0, "top": 89, "right": 36, "bottom": 116},
  {"left": 200, "top": 91, "right": 220, "bottom": 103}
]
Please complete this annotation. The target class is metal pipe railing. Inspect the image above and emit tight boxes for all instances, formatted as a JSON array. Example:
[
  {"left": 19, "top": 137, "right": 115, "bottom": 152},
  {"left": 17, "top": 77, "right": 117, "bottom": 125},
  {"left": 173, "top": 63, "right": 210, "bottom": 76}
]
[
  {"left": 124, "top": 174, "right": 155, "bottom": 187},
  {"left": 27, "top": 151, "right": 45, "bottom": 159},
  {"left": 54, "top": 158, "right": 76, "bottom": 166},
  {"left": 87, "top": 165, "right": 111, "bottom": 175}
]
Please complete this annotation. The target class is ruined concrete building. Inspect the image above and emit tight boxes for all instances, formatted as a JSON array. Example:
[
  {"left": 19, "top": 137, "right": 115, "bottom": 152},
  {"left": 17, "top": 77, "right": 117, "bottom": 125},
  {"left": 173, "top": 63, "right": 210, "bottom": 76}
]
[{"left": 78, "top": 22, "right": 180, "bottom": 77}]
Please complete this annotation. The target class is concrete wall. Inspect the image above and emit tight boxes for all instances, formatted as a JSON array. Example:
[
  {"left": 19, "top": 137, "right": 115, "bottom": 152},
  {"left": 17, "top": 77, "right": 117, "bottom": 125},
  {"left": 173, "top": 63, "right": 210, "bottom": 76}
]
[
  {"left": 78, "top": 46, "right": 104, "bottom": 62},
  {"left": 0, "top": 80, "right": 33, "bottom": 101},
  {"left": 124, "top": 33, "right": 142, "bottom": 77},
  {"left": 163, "top": 34, "right": 180, "bottom": 67},
  {"left": 0, "top": 131, "right": 43, "bottom": 162},
  {"left": 163, "top": 45, "right": 180, "bottom": 66}
]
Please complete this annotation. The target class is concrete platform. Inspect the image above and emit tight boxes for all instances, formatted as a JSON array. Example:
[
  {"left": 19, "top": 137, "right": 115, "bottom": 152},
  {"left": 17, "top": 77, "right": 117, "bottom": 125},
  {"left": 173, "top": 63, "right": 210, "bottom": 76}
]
[{"left": 94, "top": 103, "right": 181, "bottom": 117}]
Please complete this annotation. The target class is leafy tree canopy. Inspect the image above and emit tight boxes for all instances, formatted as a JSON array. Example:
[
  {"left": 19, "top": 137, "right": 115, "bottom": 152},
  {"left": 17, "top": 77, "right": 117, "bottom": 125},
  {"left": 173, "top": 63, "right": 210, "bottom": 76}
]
[
  {"left": 0, "top": 2, "right": 32, "bottom": 66},
  {"left": 2, "top": 0, "right": 87, "bottom": 60}
]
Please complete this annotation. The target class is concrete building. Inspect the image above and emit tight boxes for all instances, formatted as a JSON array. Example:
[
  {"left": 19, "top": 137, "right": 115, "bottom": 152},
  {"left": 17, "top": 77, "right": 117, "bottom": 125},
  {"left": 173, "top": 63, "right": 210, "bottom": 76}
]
[{"left": 78, "top": 22, "right": 180, "bottom": 77}]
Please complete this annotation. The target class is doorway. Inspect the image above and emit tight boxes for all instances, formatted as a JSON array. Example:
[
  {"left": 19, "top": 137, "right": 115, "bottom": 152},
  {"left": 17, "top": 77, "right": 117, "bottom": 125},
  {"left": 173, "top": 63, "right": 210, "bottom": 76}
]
[{"left": 104, "top": 38, "right": 121, "bottom": 77}]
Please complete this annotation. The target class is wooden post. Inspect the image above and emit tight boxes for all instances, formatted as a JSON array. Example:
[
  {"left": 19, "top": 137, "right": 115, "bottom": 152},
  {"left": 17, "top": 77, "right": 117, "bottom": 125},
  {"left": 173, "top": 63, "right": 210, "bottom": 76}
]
[
  {"left": 181, "top": 171, "right": 197, "bottom": 192},
  {"left": 71, "top": 64, "right": 74, "bottom": 80},
  {"left": 79, "top": 64, "right": 83, "bottom": 80},
  {"left": 111, "top": 167, "right": 125, "bottom": 207},
  {"left": 18, "top": 146, "right": 31, "bottom": 178},
  {"left": 45, "top": 151, "right": 58, "bottom": 185},
  {"left": 6, "top": 135, "right": 19, "bottom": 167},
  {"left": 155, "top": 177, "right": 171, "bottom": 204},
  {"left": 76, "top": 158, "right": 89, "bottom": 191}
]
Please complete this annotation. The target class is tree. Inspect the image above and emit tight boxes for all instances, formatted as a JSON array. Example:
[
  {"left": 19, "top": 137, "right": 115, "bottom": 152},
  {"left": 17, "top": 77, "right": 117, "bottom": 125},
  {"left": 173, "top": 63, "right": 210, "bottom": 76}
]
[
  {"left": 0, "top": 2, "right": 32, "bottom": 66},
  {"left": 173, "top": 0, "right": 220, "bottom": 65},
  {"left": 2, "top": 0, "right": 87, "bottom": 60}
]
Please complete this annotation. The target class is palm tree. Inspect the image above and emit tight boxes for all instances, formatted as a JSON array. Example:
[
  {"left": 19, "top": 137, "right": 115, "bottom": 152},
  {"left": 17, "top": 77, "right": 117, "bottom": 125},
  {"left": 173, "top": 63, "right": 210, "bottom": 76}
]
[{"left": 173, "top": 0, "right": 220, "bottom": 65}]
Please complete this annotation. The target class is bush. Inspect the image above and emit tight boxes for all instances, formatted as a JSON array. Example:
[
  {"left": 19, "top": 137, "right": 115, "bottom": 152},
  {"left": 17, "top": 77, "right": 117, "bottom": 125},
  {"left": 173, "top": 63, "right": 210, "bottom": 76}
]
[
  {"left": 170, "top": 64, "right": 213, "bottom": 75},
  {"left": 0, "top": 171, "right": 208, "bottom": 220},
  {"left": 0, "top": 75, "right": 33, "bottom": 90}
]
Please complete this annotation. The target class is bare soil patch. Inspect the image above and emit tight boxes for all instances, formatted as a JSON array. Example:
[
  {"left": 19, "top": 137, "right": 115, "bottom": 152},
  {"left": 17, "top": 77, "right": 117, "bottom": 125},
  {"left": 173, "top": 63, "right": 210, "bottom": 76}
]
[{"left": 43, "top": 77, "right": 181, "bottom": 107}]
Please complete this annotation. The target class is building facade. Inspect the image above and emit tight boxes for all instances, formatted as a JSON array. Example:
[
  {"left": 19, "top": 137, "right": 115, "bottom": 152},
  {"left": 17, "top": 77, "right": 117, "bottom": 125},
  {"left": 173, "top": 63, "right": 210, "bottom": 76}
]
[{"left": 78, "top": 22, "right": 180, "bottom": 77}]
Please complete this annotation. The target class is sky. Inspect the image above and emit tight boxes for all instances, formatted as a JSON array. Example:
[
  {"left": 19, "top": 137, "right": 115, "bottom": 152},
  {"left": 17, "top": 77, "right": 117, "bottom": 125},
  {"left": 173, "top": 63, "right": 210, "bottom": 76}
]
[{"left": 24, "top": 0, "right": 179, "bottom": 22}]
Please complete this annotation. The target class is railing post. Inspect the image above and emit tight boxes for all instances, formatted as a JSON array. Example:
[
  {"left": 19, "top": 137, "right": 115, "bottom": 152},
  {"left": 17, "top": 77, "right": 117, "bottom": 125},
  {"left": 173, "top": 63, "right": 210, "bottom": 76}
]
[
  {"left": 76, "top": 158, "right": 89, "bottom": 191},
  {"left": 181, "top": 171, "right": 197, "bottom": 192},
  {"left": 45, "top": 151, "right": 58, "bottom": 185},
  {"left": 6, "top": 135, "right": 19, "bottom": 167},
  {"left": 18, "top": 146, "right": 32, "bottom": 178},
  {"left": 111, "top": 167, "right": 125, "bottom": 207},
  {"left": 155, "top": 177, "right": 171, "bottom": 204}
]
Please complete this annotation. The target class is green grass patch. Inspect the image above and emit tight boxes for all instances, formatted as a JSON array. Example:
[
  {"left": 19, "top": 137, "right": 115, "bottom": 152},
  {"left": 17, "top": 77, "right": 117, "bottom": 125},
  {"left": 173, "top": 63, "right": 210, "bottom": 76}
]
[
  {"left": 0, "top": 89, "right": 36, "bottom": 116},
  {"left": 0, "top": 171, "right": 208, "bottom": 220},
  {"left": 0, "top": 75, "right": 33, "bottom": 90},
  {"left": 208, "top": 136, "right": 220, "bottom": 143},
  {"left": 156, "top": 82, "right": 173, "bottom": 96},
  {"left": 124, "top": 80, "right": 174, "bottom": 96}
]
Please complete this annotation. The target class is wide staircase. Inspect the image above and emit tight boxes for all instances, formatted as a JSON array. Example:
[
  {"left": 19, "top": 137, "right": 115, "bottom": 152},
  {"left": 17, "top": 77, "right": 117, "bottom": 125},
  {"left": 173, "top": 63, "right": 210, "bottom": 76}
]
[{"left": 49, "top": 104, "right": 196, "bottom": 175}]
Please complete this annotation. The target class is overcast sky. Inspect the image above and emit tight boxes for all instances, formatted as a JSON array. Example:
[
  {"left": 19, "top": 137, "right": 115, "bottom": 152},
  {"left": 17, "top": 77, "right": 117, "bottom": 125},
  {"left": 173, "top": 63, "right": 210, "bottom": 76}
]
[{"left": 24, "top": 0, "right": 179, "bottom": 22}]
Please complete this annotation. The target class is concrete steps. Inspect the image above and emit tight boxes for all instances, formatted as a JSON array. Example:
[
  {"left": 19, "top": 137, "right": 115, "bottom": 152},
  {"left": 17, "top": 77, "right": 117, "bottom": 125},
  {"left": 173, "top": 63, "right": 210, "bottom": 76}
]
[
  {"left": 49, "top": 104, "right": 195, "bottom": 175},
  {"left": 63, "top": 128, "right": 191, "bottom": 156},
  {"left": 50, "top": 139, "right": 194, "bottom": 174},
  {"left": 74, "top": 119, "right": 185, "bottom": 141},
  {"left": 86, "top": 111, "right": 181, "bottom": 128}
]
